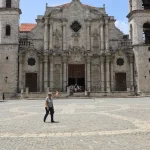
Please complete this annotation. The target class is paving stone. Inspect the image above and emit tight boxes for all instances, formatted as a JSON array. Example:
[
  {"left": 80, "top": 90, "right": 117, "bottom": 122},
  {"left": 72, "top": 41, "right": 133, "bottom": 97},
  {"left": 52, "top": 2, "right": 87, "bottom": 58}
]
[{"left": 0, "top": 98, "right": 150, "bottom": 149}]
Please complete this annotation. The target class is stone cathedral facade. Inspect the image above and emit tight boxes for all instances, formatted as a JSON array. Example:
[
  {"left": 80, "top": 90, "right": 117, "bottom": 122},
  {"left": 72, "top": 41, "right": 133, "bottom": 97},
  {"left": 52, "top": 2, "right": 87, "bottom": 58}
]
[{"left": 0, "top": 0, "right": 149, "bottom": 97}]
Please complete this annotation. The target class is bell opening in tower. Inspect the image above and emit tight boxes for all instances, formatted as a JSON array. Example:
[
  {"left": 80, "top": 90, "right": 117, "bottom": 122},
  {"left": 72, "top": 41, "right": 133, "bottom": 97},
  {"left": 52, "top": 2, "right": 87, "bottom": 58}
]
[
  {"left": 68, "top": 64, "right": 85, "bottom": 92},
  {"left": 142, "top": 0, "right": 150, "bottom": 9}
]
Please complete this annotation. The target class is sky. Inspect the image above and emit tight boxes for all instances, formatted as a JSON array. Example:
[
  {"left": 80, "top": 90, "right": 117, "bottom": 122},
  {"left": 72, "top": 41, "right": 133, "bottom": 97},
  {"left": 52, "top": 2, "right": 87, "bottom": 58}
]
[{"left": 20, "top": 0, "right": 129, "bottom": 34}]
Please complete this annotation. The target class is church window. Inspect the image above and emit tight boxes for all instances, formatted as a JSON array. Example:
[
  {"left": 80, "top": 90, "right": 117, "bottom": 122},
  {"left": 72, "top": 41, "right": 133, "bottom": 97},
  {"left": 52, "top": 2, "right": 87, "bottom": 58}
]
[
  {"left": 142, "top": 0, "right": 150, "bottom": 9},
  {"left": 6, "top": 25, "right": 11, "bottom": 36},
  {"left": 6, "top": 0, "right": 11, "bottom": 8},
  {"left": 28, "top": 58, "right": 36, "bottom": 66},
  {"left": 117, "top": 58, "right": 124, "bottom": 66},
  {"left": 6, "top": 57, "right": 8, "bottom": 60},
  {"left": 70, "top": 21, "right": 81, "bottom": 32},
  {"left": 143, "top": 23, "right": 150, "bottom": 44},
  {"left": 149, "top": 58, "right": 150, "bottom": 62}
]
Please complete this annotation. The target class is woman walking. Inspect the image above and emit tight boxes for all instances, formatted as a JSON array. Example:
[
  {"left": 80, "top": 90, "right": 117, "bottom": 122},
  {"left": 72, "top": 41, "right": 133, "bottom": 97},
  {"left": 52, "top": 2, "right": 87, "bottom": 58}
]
[{"left": 43, "top": 92, "right": 55, "bottom": 123}]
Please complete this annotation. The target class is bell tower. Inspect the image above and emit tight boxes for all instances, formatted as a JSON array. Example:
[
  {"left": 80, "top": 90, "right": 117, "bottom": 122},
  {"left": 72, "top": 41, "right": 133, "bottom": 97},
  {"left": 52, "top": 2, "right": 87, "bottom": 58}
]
[
  {"left": 0, "top": 0, "right": 21, "bottom": 97},
  {"left": 127, "top": 0, "right": 150, "bottom": 95}
]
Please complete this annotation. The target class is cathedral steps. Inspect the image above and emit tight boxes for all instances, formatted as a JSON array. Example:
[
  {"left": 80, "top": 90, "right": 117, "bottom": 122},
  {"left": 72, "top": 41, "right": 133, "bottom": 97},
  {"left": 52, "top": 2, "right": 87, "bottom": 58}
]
[{"left": 18, "top": 92, "right": 134, "bottom": 100}]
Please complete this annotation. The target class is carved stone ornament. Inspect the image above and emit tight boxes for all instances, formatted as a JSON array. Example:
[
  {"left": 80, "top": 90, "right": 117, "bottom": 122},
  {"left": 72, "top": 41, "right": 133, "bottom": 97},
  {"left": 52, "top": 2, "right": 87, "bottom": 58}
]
[
  {"left": 53, "top": 29, "right": 61, "bottom": 49},
  {"left": 68, "top": 46, "right": 85, "bottom": 55},
  {"left": 92, "top": 29, "right": 99, "bottom": 37},
  {"left": 54, "top": 64, "right": 61, "bottom": 70},
  {"left": 68, "top": 46, "right": 85, "bottom": 62},
  {"left": 93, "top": 64, "right": 99, "bottom": 70}
]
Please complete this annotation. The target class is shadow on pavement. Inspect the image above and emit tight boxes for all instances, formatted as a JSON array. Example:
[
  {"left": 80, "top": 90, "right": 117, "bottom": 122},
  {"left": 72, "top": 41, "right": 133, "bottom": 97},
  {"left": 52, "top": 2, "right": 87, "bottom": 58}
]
[
  {"left": 45, "top": 121, "right": 60, "bottom": 124},
  {"left": 0, "top": 100, "right": 7, "bottom": 103}
]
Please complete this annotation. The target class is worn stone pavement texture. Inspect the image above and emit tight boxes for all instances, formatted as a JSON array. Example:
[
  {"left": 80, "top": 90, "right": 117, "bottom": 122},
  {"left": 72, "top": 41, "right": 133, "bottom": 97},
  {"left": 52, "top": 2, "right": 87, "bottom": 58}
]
[{"left": 0, "top": 98, "right": 150, "bottom": 150}]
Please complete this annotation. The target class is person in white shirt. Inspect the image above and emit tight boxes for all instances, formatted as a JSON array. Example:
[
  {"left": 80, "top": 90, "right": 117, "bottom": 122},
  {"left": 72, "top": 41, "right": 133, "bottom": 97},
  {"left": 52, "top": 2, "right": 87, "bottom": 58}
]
[{"left": 43, "top": 92, "right": 55, "bottom": 123}]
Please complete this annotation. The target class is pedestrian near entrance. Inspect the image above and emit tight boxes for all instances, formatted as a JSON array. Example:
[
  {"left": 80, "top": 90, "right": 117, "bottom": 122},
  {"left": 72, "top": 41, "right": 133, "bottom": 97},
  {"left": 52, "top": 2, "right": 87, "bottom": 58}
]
[
  {"left": 43, "top": 92, "right": 55, "bottom": 123},
  {"left": 2, "top": 93, "right": 5, "bottom": 100}
]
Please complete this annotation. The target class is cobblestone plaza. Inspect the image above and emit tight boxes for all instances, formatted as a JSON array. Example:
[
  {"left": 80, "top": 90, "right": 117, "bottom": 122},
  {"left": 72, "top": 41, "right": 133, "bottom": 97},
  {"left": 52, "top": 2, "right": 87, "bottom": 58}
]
[{"left": 0, "top": 98, "right": 150, "bottom": 150}]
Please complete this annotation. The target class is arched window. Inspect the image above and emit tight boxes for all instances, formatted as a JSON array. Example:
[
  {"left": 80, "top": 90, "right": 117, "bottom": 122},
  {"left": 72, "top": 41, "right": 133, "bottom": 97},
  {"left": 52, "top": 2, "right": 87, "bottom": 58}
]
[
  {"left": 142, "top": 0, "right": 150, "bottom": 9},
  {"left": 143, "top": 23, "right": 150, "bottom": 44},
  {"left": 6, "top": 0, "right": 11, "bottom": 8},
  {"left": 6, "top": 25, "right": 11, "bottom": 36}
]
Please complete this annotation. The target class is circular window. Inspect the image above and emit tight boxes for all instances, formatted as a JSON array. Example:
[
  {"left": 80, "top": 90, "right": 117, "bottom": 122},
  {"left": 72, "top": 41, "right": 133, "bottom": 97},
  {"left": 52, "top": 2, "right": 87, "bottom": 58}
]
[
  {"left": 117, "top": 58, "right": 124, "bottom": 66},
  {"left": 70, "top": 21, "right": 81, "bottom": 32},
  {"left": 28, "top": 58, "right": 36, "bottom": 66}
]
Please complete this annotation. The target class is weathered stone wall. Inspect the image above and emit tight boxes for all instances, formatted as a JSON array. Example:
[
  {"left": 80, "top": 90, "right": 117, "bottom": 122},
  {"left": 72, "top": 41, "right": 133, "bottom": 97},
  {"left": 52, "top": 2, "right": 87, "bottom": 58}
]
[
  {"left": 133, "top": 46, "right": 150, "bottom": 93},
  {"left": 0, "top": 45, "right": 18, "bottom": 94},
  {"left": 0, "top": 1, "right": 20, "bottom": 96}
]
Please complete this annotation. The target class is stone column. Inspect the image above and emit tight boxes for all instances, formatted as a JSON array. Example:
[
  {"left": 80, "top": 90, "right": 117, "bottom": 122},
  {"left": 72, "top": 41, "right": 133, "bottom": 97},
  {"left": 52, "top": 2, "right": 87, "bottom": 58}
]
[
  {"left": 63, "top": 57, "right": 68, "bottom": 92},
  {"left": 19, "top": 54, "right": 23, "bottom": 91},
  {"left": 110, "top": 59, "right": 114, "bottom": 91},
  {"left": 44, "top": 17, "right": 49, "bottom": 51},
  {"left": 129, "top": 55, "right": 134, "bottom": 92},
  {"left": 86, "top": 22, "right": 90, "bottom": 50},
  {"left": 44, "top": 54, "right": 48, "bottom": 91},
  {"left": 39, "top": 55, "right": 43, "bottom": 92},
  {"left": 106, "top": 55, "right": 110, "bottom": 92},
  {"left": 86, "top": 57, "right": 91, "bottom": 91},
  {"left": 85, "top": 63, "right": 87, "bottom": 90},
  {"left": 49, "top": 21, "right": 53, "bottom": 50},
  {"left": 105, "top": 19, "right": 109, "bottom": 51},
  {"left": 63, "top": 23, "right": 67, "bottom": 50},
  {"left": 100, "top": 22, "right": 104, "bottom": 51},
  {"left": 100, "top": 56, "right": 105, "bottom": 92},
  {"left": 49, "top": 56, "right": 54, "bottom": 91}
]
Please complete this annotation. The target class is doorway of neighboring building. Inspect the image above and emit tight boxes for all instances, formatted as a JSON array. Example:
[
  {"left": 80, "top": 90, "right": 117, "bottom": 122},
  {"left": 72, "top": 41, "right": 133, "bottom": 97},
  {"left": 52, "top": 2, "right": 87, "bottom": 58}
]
[
  {"left": 115, "top": 73, "right": 127, "bottom": 91},
  {"left": 68, "top": 64, "right": 85, "bottom": 92},
  {"left": 26, "top": 73, "right": 37, "bottom": 92}
]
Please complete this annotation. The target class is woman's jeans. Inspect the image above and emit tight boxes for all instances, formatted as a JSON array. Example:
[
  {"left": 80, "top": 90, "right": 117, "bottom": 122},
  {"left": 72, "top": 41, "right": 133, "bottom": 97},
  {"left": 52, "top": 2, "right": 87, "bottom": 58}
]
[{"left": 44, "top": 107, "right": 54, "bottom": 122}]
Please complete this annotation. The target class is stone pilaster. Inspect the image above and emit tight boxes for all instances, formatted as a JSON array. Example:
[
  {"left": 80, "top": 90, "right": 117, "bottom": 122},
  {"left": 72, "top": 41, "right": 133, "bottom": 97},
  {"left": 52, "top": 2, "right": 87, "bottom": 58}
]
[
  {"left": 19, "top": 54, "right": 23, "bottom": 91},
  {"left": 44, "top": 17, "right": 49, "bottom": 51},
  {"left": 44, "top": 53, "right": 48, "bottom": 91},
  {"left": 129, "top": 55, "right": 134, "bottom": 92},
  {"left": 49, "top": 56, "right": 54, "bottom": 91},
  {"left": 86, "top": 57, "right": 91, "bottom": 91},
  {"left": 49, "top": 21, "right": 53, "bottom": 50},
  {"left": 63, "top": 56, "right": 68, "bottom": 92},
  {"left": 110, "top": 57, "right": 114, "bottom": 91},
  {"left": 39, "top": 55, "right": 43, "bottom": 92},
  {"left": 105, "top": 19, "right": 109, "bottom": 51},
  {"left": 63, "top": 23, "right": 67, "bottom": 50},
  {"left": 100, "top": 21, "right": 104, "bottom": 52},
  {"left": 86, "top": 22, "right": 91, "bottom": 51},
  {"left": 100, "top": 56, "right": 105, "bottom": 92},
  {"left": 106, "top": 55, "right": 110, "bottom": 92}
]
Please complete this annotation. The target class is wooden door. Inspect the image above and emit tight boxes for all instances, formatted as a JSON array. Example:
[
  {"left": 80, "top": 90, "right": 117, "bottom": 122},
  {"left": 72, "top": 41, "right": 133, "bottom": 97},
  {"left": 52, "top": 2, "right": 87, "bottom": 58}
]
[
  {"left": 115, "top": 73, "right": 127, "bottom": 91},
  {"left": 26, "top": 73, "right": 37, "bottom": 92}
]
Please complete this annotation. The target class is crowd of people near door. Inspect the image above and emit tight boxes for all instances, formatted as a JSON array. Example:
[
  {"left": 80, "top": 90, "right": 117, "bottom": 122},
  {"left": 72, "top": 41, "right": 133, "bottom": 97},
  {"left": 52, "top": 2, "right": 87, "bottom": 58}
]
[{"left": 68, "top": 84, "right": 84, "bottom": 92}]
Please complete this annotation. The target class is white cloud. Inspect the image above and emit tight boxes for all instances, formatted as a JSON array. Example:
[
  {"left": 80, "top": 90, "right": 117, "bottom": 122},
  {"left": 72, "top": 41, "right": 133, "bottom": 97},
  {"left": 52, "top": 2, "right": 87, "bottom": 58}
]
[{"left": 115, "top": 20, "right": 129, "bottom": 34}]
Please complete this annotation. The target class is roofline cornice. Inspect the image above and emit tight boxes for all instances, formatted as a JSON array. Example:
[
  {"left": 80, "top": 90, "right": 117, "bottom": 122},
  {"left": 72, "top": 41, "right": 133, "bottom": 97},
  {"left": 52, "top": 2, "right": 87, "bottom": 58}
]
[
  {"left": 0, "top": 8, "right": 22, "bottom": 14},
  {"left": 127, "top": 9, "right": 150, "bottom": 18}
]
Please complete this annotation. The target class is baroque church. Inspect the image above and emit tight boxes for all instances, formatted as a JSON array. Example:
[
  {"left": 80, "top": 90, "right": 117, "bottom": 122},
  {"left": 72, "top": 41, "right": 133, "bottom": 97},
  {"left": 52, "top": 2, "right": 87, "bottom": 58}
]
[{"left": 0, "top": 0, "right": 150, "bottom": 98}]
